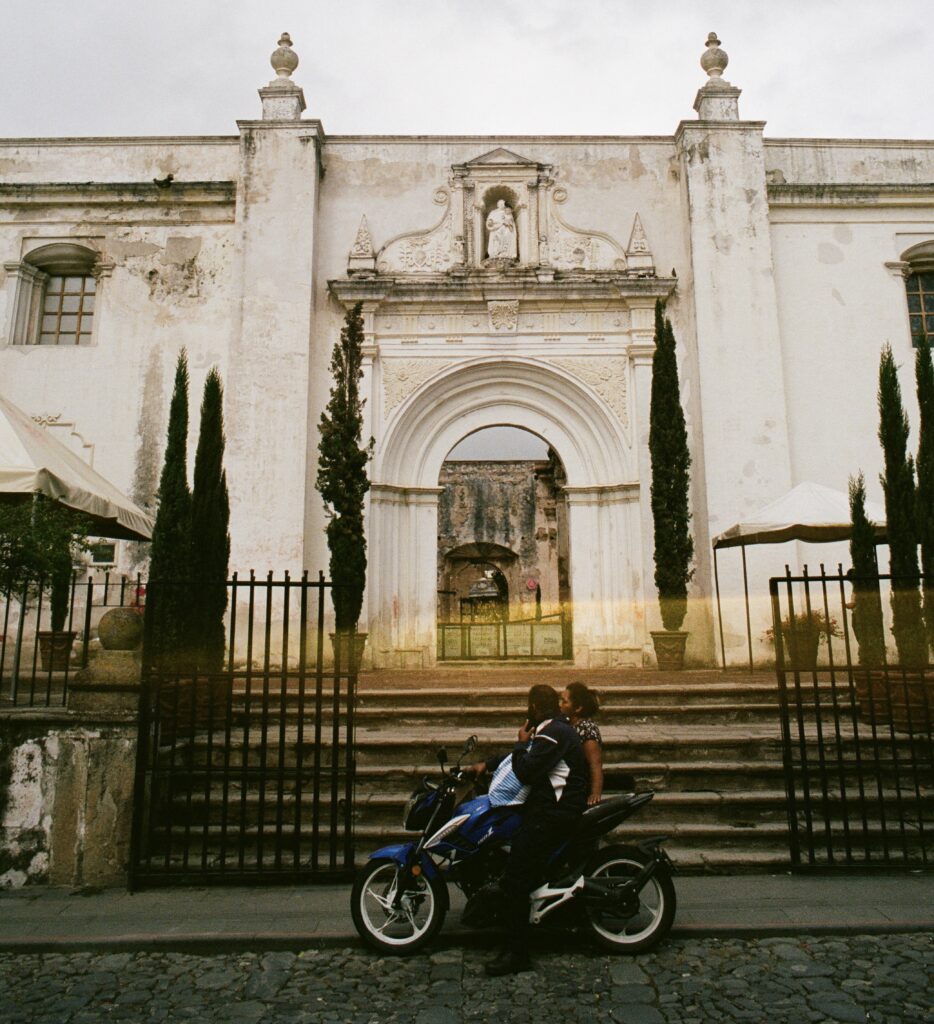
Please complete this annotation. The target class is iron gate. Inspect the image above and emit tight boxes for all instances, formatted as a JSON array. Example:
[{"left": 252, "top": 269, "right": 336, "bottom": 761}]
[
  {"left": 129, "top": 572, "right": 357, "bottom": 887},
  {"left": 771, "top": 568, "right": 933, "bottom": 869}
]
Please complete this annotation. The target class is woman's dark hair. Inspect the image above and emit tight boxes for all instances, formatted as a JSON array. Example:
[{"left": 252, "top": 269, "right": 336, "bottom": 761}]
[
  {"left": 527, "top": 684, "right": 560, "bottom": 722},
  {"left": 565, "top": 682, "right": 600, "bottom": 718}
]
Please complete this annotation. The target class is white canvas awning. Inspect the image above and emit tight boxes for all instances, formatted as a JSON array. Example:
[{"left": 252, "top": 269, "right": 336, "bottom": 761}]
[
  {"left": 712, "top": 481, "right": 887, "bottom": 550},
  {"left": 0, "top": 392, "right": 154, "bottom": 541}
]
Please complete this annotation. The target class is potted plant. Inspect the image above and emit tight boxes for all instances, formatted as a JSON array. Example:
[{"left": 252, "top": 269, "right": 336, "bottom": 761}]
[
  {"left": 0, "top": 495, "right": 89, "bottom": 671},
  {"left": 648, "top": 301, "right": 694, "bottom": 670},
  {"left": 317, "top": 302, "right": 374, "bottom": 670},
  {"left": 764, "top": 610, "right": 842, "bottom": 672}
]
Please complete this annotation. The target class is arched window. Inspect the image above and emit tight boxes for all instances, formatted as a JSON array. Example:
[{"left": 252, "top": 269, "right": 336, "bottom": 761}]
[
  {"left": 902, "top": 241, "right": 934, "bottom": 349},
  {"left": 4, "top": 242, "right": 101, "bottom": 346}
]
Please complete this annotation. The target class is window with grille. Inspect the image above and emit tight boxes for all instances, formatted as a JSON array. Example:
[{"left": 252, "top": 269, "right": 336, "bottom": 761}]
[
  {"left": 39, "top": 274, "right": 96, "bottom": 345},
  {"left": 906, "top": 271, "right": 934, "bottom": 348},
  {"left": 3, "top": 242, "right": 101, "bottom": 346}
]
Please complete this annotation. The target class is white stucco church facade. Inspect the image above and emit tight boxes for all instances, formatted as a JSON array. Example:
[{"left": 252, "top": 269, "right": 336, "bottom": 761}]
[{"left": 1, "top": 32, "right": 932, "bottom": 669}]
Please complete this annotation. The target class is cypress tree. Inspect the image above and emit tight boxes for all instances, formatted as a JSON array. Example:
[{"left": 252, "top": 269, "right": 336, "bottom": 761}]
[
  {"left": 147, "top": 351, "right": 193, "bottom": 669},
  {"left": 849, "top": 472, "right": 885, "bottom": 668},
  {"left": 878, "top": 344, "right": 926, "bottom": 667},
  {"left": 317, "top": 303, "right": 373, "bottom": 632},
  {"left": 191, "top": 367, "right": 230, "bottom": 673},
  {"left": 916, "top": 337, "right": 934, "bottom": 656},
  {"left": 649, "top": 300, "right": 694, "bottom": 631}
]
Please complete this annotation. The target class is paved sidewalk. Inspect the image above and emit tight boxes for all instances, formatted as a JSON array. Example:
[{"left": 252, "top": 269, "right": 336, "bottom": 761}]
[{"left": 0, "top": 872, "right": 931, "bottom": 952}]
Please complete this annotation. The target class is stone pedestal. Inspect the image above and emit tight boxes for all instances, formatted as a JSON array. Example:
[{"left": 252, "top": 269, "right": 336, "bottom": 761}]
[{"left": 68, "top": 649, "right": 142, "bottom": 714}]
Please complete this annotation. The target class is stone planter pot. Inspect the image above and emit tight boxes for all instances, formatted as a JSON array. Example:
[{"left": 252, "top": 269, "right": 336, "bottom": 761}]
[
  {"left": 650, "top": 630, "right": 688, "bottom": 671},
  {"left": 330, "top": 631, "right": 368, "bottom": 673},
  {"left": 37, "top": 630, "right": 77, "bottom": 671},
  {"left": 854, "top": 668, "right": 933, "bottom": 734}
]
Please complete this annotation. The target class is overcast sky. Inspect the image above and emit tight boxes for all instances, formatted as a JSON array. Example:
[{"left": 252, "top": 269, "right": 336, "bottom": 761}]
[{"left": 1, "top": 0, "right": 932, "bottom": 139}]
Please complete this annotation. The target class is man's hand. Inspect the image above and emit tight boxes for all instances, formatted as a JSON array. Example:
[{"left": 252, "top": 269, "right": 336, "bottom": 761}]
[
  {"left": 469, "top": 761, "right": 487, "bottom": 778},
  {"left": 517, "top": 719, "right": 533, "bottom": 744}
]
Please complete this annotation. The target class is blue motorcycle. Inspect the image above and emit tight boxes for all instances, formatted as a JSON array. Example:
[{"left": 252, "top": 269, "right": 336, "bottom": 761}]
[{"left": 351, "top": 736, "right": 676, "bottom": 955}]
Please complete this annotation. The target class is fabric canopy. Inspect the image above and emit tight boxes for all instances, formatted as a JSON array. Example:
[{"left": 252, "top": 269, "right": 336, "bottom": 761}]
[
  {"left": 0, "top": 392, "right": 154, "bottom": 541},
  {"left": 712, "top": 481, "right": 887, "bottom": 550}
]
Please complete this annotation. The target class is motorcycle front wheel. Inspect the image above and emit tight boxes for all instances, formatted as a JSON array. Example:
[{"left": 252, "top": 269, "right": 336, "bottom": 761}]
[
  {"left": 351, "top": 858, "right": 447, "bottom": 954},
  {"left": 582, "top": 844, "right": 676, "bottom": 954}
]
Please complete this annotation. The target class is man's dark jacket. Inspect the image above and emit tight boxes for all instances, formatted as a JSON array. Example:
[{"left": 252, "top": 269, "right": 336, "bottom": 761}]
[{"left": 487, "top": 714, "right": 587, "bottom": 817}]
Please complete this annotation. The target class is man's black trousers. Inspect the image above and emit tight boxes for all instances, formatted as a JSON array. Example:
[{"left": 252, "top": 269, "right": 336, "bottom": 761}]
[{"left": 502, "top": 806, "right": 579, "bottom": 955}]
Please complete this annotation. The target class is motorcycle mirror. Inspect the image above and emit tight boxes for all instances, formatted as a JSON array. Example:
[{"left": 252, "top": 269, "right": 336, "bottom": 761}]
[
  {"left": 437, "top": 748, "right": 448, "bottom": 767},
  {"left": 463, "top": 735, "right": 478, "bottom": 754}
]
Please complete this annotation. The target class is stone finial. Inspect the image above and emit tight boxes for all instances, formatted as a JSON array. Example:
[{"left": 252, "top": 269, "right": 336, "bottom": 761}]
[
  {"left": 271, "top": 32, "right": 299, "bottom": 79},
  {"left": 348, "top": 215, "right": 377, "bottom": 275},
  {"left": 626, "top": 214, "right": 655, "bottom": 276},
  {"left": 693, "top": 30, "right": 741, "bottom": 121},
  {"left": 259, "top": 31, "right": 306, "bottom": 121},
  {"left": 700, "top": 32, "right": 729, "bottom": 80}
]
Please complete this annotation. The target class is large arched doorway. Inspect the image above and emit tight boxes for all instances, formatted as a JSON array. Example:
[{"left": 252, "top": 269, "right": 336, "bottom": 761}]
[
  {"left": 436, "top": 427, "right": 571, "bottom": 660},
  {"left": 367, "top": 358, "right": 643, "bottom": 667}
]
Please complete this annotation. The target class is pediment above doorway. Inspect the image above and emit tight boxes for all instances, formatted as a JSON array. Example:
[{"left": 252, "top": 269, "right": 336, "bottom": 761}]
[{"left": 335, "top": 149, "right": 670, "bottom": 283}]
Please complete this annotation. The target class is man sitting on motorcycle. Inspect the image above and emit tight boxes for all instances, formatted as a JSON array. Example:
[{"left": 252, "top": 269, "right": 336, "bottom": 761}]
[{"left": 471, "top": 683, "right": 588, "bottom": 976}]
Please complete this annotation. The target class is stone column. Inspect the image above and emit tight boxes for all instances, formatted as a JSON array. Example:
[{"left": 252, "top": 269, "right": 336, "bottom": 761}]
[{"left": 228, "top": 34, "right": 323, "bottom": 573}]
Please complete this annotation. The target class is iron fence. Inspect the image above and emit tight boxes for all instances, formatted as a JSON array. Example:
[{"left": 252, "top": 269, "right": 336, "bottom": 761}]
[
  {"left": 129, "top": 571, "right": 357, "bottom": 887},
  {"left": 771, "top": 567, "right": 933, "bottom": 869},
  {"left": 0, "top": 572, "right": 143, "bottom": 707}
]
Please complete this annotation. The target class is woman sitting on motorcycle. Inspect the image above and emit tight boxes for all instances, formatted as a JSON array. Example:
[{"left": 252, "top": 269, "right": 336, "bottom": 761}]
[
  {"left": 559, "top": 683, "right": 604, "bottom": 806},
  {"left": 471, "top": 683, "right": 588, "bottom": 976}
]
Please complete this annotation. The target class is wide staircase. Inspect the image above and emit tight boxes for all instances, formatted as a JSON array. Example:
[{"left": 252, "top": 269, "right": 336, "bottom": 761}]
[
  {"left": 139, "top": 664, "right": 932, "bottom": 879},
  {"left": 353, "top": 666, "right": 792, "bottom": 873}
]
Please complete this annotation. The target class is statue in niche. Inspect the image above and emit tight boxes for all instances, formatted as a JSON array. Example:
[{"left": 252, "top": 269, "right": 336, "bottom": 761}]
[{"left": 486, "top": 200, "right": 518, "bottom": 260}]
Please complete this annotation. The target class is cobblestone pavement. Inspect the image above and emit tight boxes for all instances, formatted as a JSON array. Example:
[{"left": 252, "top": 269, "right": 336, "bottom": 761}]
[{"left": 1, "top": 933, "right": 931, "bottom": 1024}]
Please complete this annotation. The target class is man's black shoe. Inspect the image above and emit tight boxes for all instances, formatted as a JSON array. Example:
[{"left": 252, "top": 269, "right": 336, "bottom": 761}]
[{"left": 484, "top": 950, "right": 532, "bottom": 977}]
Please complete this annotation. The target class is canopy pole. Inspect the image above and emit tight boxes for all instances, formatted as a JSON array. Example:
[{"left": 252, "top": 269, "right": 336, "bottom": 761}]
[
  {"left": 713, "top": 545, "right": 726, "bottom": 670},
  {"left": 741, "top": 544, "right": 753, "bottom": 673}
]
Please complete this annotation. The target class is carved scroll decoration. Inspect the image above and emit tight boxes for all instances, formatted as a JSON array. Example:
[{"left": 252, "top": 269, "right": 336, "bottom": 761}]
[
  {"left": 548, "top": 188, "right": 628, "bottom": 272},
  {"left": 376, "top": 190, "right": 456, "bottom": 275}
]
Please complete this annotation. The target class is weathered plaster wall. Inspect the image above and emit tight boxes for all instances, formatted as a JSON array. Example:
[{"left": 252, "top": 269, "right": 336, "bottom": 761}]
[
  {"left": 0, "top": 148, "right": 239, "bottom": 572},
  {"left": 0, "top": 138, "right": 238, "bottom": 184},
  {"left": 0, "top": 713, "right": 136, "bottom": 888},
  {"left": 765, "top": 139, "right": 934, "bottom": 186}
]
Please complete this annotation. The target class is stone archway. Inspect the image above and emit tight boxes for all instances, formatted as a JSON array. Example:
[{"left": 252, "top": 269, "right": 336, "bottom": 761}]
[{"left": 367, "top": 357, "right": 645, "bottom": 668}]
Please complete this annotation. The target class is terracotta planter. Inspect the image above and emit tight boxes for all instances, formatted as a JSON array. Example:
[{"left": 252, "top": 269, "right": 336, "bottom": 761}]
[
  {"left": 854, "top": 668, "right": 933, "bottom": 734},
  {"left": 330, "top": 631, "right": 368, "bottom": 673},
  {"left": 650, "top": 630, "right": 688, "bottom": 671},
  {"left": 782, "top": 629, "right": 821, "bottom": 672},
  {"left": 36, "top": 630, "right": 77, "bottom": 671}
]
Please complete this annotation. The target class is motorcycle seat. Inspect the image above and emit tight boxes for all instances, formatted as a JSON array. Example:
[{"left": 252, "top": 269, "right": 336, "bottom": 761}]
[{"left": 578, "top": 792, "right": 653, "bottom": 833}]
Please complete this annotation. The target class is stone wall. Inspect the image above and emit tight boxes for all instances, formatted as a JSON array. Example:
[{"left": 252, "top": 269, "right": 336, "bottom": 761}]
[
  {"left": 437, "top": 458, "right": 569, "bottom": 621},
  {"left": 0, "top": 710, "right": 137, "bottom": 888}
]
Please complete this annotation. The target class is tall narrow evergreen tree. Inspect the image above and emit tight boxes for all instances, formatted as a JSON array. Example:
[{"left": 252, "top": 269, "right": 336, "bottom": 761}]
[
  {"left": 649, "top": 300, "right": 694, "bottom": 631},
  {"left": 916, "top": 337, "right": 934, "bottom": 656},
  {"left": 147, "top": 351, "right": 192, "bottom": 668},
  {"left": 849, "top": 472, "right": 885, "bottom": 668},
  {"left": 191, "top": 368, "right": 230, "bottom": 672},
  {"left": 317, "top": 303, "right": 373, "bottom": 632},
  {"left": 878, "top": 344, "right": 926, "bottom": 667}
]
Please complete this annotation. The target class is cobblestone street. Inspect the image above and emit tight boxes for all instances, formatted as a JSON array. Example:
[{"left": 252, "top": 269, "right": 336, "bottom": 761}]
[{"left": 1, "top": 933, "right": 930, "bottom": 1024}]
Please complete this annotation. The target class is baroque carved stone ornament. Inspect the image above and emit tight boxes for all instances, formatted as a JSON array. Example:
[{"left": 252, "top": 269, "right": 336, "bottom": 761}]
[{"left": 488, "top": 300, "right": 519, "bottom": 333}]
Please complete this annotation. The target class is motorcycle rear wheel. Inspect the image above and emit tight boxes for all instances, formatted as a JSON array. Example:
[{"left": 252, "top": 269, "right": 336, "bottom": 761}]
[
  {"left": 351, "top": 858, "right": 447, "bottom": 954},
  {"left": 582, "top": 844, "right": 676, "bottom": 954}
]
